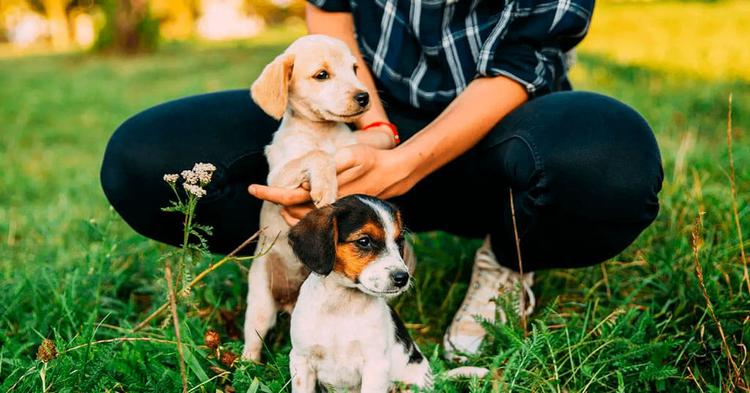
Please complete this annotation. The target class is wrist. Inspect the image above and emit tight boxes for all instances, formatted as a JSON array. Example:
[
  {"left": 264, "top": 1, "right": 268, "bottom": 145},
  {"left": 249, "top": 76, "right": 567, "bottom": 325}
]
[
  {"left": 355, "top": 126, "right": 393, "bottom": 149},
  {"left": 363, "top": 122, "right": 399, "bottom": 147},
  {"left": 368, "top": 124, "right": 397, "bottom": 148},
  {"left": 391, "top": 144, "right": 422, "bottom": 193}
]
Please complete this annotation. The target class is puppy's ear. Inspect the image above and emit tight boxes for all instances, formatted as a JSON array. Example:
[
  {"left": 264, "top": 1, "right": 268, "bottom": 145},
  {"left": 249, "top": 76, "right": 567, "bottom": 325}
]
[
  {"left": 250, "top": 53, "right": 294, "bottom": 120},
  {"left": 288, "top": 205, "right": 338, "bottom": 275}
]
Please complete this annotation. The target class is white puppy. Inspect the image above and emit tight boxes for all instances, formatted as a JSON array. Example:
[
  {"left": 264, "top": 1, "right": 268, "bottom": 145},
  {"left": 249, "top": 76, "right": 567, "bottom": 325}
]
[
  {"left": 287, "top": 195, "right": 432, "bottom": 392},
  {"left": 242, "top": 35, "right": 371, "bottom": 361}
]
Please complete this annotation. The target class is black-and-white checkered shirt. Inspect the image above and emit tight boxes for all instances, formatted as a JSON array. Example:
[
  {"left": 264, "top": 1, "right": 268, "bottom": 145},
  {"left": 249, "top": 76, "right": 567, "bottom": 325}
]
[{"left": 308, "top": 0, "right": 594, "bottom": 112}]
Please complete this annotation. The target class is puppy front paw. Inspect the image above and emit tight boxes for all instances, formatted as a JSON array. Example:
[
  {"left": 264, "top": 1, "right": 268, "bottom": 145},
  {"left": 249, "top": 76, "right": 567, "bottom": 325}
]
[
  {"left": 310, "top": 183, "right": 337, "bottom": 207},
  {"left": 241, "top": 344, "right": 262, "bottom": 362}
]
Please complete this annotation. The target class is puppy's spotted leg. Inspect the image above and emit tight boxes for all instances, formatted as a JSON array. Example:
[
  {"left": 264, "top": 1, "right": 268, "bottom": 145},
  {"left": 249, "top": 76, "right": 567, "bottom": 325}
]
[
  {"left": 242, "top": 256, "right": 277, "bottom": 361},
  {"left": 289, "top": 349, "right": 316, "bottom": 393}
]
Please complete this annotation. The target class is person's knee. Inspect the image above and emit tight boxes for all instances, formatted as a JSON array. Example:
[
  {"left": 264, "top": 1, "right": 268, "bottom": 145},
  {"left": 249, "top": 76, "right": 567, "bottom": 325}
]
[
  {"left": 100, "top": 113, "right": 163, "bottom": 231},
  {"left": 535, "top": 92, "right": 663, "bottom": 225},
  {"left": 100, "top": 118, "right": 134, "bottom": 210}
]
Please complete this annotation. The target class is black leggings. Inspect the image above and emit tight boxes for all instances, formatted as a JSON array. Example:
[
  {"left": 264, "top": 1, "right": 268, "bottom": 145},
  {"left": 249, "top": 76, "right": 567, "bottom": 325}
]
[{"left": 100, "top": 90, "right": 662, "bottom": 271}]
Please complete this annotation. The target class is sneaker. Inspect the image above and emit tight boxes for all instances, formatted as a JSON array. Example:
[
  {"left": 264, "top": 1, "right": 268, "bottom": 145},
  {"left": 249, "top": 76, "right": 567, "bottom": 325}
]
[{"left": 443, "top": 235, "right": 535, "bottom": 360}]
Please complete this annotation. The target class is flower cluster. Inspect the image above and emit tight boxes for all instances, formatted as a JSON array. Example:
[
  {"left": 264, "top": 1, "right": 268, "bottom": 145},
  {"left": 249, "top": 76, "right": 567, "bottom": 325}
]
[
  {"left": 163, "top": 162, "right": 216, "bottom": 199},
  {"left": 183, "top": 183, "right": 207, "bottom": 198},
  {"left": 36, "top": 338, "right": 57, "bottom": 362},
  {"left": 163, "top": 174, "right": 179, "bottom": 184}
]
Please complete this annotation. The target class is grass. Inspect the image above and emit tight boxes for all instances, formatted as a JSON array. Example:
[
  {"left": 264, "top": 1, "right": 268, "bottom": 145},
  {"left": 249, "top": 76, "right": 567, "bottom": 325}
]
[
  {"left": 581, "top": 0, "right": 750, "bottom": 82},
  {"left": 1, "top": 1, "right": 749, "bottom": 391}
]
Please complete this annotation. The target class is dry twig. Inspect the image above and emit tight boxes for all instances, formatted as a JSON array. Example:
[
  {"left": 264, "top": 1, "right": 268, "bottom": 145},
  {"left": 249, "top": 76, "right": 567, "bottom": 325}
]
[
  {"left": 691, "top": 213, "right": 743, "bottom": 387},
  {"left": 63, "top": 337, "right": 178, "bottom": 352},
  {"left": 133, "top": 229, "right": 263, "bottom": 332},
  {"left": 508, "top": 188, "right": 527, "bottom": 335},
  {"left": 725, "top": 94, "right": 750, "bottom": 296},
  {"left": 165, "top": 260, "right": 188, "bottom": 393}
]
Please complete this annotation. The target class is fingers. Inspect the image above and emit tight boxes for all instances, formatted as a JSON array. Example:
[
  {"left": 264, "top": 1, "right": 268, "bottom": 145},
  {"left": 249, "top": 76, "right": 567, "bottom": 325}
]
[
  {"left": 248, "top": 184, "right": 311, "bottom": 206},
  {"left": 335, "top": 145, "right": 371, "bottom": 186},
  {"left": 334, "top": 146, "right": 360, "bottom": 174},
  {"left": 281, "top": 204, "right": 314, "bottom": 226},
  {"left": 285, "top": 204, "right": 314, "bottom": 219},
  {"left": 280, "top": 208, "right": 301, "bottom": 226}
]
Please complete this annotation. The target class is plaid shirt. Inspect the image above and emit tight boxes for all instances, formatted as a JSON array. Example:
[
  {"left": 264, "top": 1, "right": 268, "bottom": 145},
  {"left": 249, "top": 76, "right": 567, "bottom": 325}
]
[{"left": 308, "top": 0, "right": 594, "bottom": 112}]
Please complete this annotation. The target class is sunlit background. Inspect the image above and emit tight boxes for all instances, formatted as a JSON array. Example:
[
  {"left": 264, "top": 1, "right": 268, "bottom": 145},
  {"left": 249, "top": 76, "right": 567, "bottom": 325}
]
[
  {"left": 1, "top": 0, "right": 748, "bottom": 78},
  {"left": 0, "top": 0, "right": 302, "bottom": 53},
  {"left": 1, "top": 0, "right": 748, "bottom": 391}
]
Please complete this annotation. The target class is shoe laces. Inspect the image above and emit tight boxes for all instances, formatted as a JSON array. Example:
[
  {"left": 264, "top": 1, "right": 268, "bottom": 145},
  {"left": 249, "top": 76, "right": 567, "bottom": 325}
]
[{"left": 459, "top": 243, "right": 536, "bottom": 322}]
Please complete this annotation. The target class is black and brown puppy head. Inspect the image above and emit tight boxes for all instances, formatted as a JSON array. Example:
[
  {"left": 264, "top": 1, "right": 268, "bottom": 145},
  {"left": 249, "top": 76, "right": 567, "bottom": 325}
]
[{"left": 288, "top": 194, "right": 409, "bottom": 298}]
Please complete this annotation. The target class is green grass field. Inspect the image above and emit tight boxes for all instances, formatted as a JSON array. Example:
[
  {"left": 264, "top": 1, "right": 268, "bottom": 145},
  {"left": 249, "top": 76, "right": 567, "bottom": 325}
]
[{"left": 1, "top": 1, "right": 749, "bottom": 391}]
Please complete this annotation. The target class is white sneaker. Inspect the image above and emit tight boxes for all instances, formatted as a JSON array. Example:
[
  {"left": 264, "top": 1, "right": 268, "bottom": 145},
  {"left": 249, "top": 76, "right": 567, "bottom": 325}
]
[{"left": 443, "top": 236, "right": 535, "bottom": 360}]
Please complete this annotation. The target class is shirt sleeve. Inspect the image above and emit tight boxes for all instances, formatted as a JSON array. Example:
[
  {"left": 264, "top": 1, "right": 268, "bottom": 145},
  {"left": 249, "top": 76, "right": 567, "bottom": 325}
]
[
  {"left": 306, "top": 0, "right": 351, "bottom": 13},
  {"left": 476, "top": 0, "right": 594, "bottom": 97}
]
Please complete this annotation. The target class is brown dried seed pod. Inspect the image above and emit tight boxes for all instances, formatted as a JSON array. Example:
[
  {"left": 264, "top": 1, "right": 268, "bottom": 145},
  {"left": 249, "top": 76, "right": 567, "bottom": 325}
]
[
  {"left": 220, "top": 350, "right": 238, "bottom": 367},
  {"left": 36, "top": 339, "right": 57, "bottom": 362},
  {"left": 204, "top": 330, "right": 221, "bottom": 349}
]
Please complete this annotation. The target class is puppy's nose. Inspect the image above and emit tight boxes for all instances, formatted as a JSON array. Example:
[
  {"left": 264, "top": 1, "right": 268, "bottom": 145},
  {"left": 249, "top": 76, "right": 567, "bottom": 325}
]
[
  {"left": 391, "top": 271, "right": 409, "bottom": 288},
  {"left": 354, "top": 92, "right": 370, "bottom": 108}
]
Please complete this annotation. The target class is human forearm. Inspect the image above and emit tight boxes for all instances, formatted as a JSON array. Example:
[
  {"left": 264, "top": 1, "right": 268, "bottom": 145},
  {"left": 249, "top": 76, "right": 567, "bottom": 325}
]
[
  {"left": 305, "top": 4, "right": 393, "bottom": 148},
  {"left": 397, "top": 76, "right": 528, "bottom": 186}
]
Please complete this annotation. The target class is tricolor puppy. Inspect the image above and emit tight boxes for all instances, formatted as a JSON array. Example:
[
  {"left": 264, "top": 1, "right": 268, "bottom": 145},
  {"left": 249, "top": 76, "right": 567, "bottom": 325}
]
[
  {"left": 242, "top": 35, "right": 371, "bottom": 361},
  {"left": 287, "top": 195, "right": 432, "bottom": 392}
]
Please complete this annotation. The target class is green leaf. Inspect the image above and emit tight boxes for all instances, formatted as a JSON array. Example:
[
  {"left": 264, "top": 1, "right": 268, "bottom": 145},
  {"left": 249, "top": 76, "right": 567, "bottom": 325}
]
[
  {"left": 246, "top": 378, "right": 260, "bottom": 393},
  {"left": 183, "top": 346, "right": 209, "bottom": 383}
]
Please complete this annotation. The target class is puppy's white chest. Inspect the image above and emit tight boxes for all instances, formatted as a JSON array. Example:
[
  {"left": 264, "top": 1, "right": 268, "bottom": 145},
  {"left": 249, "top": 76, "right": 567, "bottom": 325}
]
[
  {"left": 265, "top": 123, "right": 355, "bottom": 170},
  {"left": 291, "top": 279, "right": 388, "bottom": 390},
  {"left": 308, "top": 333, "right": 367, "bottom": 388}
]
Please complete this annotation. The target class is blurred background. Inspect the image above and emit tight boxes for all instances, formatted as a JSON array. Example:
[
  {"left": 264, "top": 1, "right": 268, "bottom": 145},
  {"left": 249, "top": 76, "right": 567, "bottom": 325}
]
[
  {"left": 0, "top": 0, "right": 749, "bottom": 391},
  {"left": 0, "top": 0, "right": 302, "bottom": 54}
]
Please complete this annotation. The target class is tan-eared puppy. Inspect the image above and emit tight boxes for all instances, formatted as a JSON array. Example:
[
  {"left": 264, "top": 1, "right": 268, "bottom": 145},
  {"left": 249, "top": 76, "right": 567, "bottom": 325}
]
[
  {"left": 287, "top": 195, "right": 432, "bottom": 392},
  {"left": 242, "top": 35, "right": 371, "bottom": 361}
]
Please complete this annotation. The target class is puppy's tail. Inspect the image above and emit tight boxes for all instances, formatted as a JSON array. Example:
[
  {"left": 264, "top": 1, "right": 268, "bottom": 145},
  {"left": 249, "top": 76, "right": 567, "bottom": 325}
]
[{"left": 443, "top": 366, "right": 490, "bottom": 380}]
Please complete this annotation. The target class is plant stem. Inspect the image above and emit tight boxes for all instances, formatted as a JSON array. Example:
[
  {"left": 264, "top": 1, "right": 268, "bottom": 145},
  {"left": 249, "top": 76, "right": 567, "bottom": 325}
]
[
  {"left": 63, "top": 337, "right": 180, "bottom": 352},
  {"left": 132, "top": 229, "right": 263, "bottom": 332},
  {"left": 691, "top": 213, "right": 742, "bottom": 385},
  {"left": 508, "top": 188, "right": 527, "bottom": 335},
  {"left": 40, "top": 363, "right": 47, "bottom": 392},
  {"left": 178, "top": 197, "right": 196, "bottom": 288},
  {"left": 165, "top": 260, "right": 188, "bottom": 393},
  {"left": 725, "top": 94, "right": 750, "bottom": 296}
]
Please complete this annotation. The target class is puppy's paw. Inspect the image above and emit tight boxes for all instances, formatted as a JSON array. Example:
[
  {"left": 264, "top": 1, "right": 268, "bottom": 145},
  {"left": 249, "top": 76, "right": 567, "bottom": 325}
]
[
  {"left": 241, "top": 344, "right": 262, "bottom": 363},
  {"left": 310, "top": 183, "right": 337, "bottom": 208}
]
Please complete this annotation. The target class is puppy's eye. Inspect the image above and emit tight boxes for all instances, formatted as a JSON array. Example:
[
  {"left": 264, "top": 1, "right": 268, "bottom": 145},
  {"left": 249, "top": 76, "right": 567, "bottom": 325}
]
[
  {"left": 314, "top": 70, "right": 329, "bottom": 80},
  {"left": 356, "top": 236, "right": 372, "bottom": 249},
  {"left": 353, "top": 64, "right": 358, "bottom": 75}
]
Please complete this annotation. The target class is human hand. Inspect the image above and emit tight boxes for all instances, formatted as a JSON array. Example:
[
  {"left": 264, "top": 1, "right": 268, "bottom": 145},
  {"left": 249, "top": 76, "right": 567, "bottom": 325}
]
[{"left": 248, "top": 144, "right": 415, "bottom": 225}]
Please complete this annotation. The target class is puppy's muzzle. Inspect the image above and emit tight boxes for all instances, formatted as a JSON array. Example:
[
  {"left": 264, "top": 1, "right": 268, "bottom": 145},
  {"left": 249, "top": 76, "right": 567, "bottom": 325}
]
[
  {"left": 354, "top": 91, "right": 370, "bottom": 108},
  {"left": 391, "top": 270, "right": 410, "bottom": 288}
]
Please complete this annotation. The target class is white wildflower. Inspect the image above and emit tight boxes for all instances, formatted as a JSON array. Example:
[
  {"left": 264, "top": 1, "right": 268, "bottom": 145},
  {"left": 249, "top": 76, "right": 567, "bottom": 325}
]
[
  {"left": 192, "top": 162, "right": 216, "bottom": 185},
  {"left": 181, "top": 170, "right": 199, "bottom": 185},
  {"left": 183, "top": 183, "right": 207, "bottom": 198},
  {"left": 163, "top": 173, "right": 179, "bottom": 184},
  {"left": 193, "top": 162, "right": 216, "bottom": 173}
]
